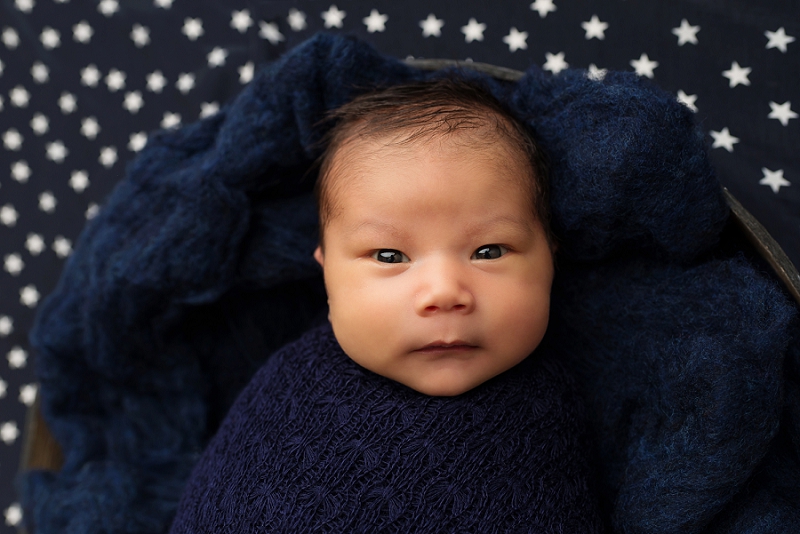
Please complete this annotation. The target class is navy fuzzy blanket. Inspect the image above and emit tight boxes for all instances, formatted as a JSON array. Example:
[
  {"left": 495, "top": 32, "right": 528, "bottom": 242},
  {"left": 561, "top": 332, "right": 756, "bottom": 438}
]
[
  {"left": 21, "top": 34, "right": 800, "bottom": 533},
  {"left": 169, "top": 323, "right": 603, "bottom": 533}
]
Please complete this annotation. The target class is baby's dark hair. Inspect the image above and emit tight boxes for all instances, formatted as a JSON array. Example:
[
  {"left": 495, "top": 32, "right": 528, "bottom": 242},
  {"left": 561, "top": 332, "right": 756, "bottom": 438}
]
[{"left": 313, "top": 76, "right": 552, "bottom": 249}]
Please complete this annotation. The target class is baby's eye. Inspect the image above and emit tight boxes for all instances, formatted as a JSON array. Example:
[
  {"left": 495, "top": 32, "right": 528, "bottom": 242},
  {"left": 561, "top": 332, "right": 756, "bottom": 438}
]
[
  {"left": 372, "top": 249, "right": 410, "bottom": 264},
  {"left": 472, "top": 244, "right": 508, "bottom": 260}
]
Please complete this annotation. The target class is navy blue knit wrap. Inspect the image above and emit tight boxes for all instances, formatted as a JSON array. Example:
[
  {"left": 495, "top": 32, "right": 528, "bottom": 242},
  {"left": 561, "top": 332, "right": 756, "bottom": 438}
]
[
  {"left": 169, "top": 323, "right": 604, "bottom": 533},
  {"left": 21, "top": 34, "right": 799, "bottom": 533}
]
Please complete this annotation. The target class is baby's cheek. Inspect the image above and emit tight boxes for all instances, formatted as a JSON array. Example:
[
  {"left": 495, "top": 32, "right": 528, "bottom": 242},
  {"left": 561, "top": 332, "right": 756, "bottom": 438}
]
[{"left": 504, "top": 286, "right": 551, "bottom": 345}]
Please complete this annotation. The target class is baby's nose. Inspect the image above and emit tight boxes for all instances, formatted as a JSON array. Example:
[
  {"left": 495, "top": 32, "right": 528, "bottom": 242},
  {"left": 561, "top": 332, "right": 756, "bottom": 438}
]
[{"left": 414, "top": 259, "right": 475, "bottom": 315}]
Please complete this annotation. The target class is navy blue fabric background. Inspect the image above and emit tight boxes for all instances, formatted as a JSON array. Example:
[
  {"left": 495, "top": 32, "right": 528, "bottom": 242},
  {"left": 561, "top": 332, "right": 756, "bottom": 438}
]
[{"left": 0, "top": 0, "right": 797, "bottom": 530}]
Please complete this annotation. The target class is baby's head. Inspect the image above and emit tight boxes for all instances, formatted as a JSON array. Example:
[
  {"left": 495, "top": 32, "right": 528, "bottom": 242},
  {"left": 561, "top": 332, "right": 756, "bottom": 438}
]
[{"left": 313, "top": 77, "right": 555, "bottom": 396}]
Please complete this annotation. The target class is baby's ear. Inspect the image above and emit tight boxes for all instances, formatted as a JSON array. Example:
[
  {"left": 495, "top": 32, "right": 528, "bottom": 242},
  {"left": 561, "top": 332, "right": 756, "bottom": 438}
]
[{"left": 313, "top": 245, "right": 324, "bottom": 267}]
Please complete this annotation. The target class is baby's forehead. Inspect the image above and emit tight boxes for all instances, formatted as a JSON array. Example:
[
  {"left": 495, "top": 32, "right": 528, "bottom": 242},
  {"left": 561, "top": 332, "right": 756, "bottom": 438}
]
[
  {"left": 324, "top": 130, "right": 537, "bottom": 220},
  {"left": 329, "top": 125, "right": 533, "bottom": 177}
]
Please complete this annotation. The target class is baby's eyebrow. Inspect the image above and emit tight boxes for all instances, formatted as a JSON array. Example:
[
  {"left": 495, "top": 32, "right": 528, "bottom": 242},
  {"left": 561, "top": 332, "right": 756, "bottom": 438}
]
[
  {"left": 349, "top": 215, "right": 532, "bottom": 238},
  {"left": 463, "top": 214, "right": 534, "bottom": 236},
  {"left": 349, "top": 220, "right": 407, "bottom": 239}
]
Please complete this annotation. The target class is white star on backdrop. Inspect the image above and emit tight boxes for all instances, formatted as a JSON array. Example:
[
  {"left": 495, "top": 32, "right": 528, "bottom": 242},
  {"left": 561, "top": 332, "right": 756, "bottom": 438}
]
[
  {"left": 69, "top": 170, "right": 90, "bottom": 191},
  {"left": 38, "top": 191, "right": 57, "bottom": 212},
  {"left": 31, "top": 62, "right": 49, "bottom": 83},
  {"left": 0, "top": 379, "right": 5, "bottom": 398},
  {"left": 200, "top": 102, "right": 220, "bottom": 118},
  {"left": 182, "top": 18, "right": 204, "bottom": 40},
  {"left": 81, "top": 64, "right": 101, "bottom": 87},
  {"left": 461, "top": 18, "right": 486, "bottom": 43},
  {"left": 19, "top": 384, "right": 37, "bottom": 406},
  {"left": 630, "top": 53, "right": 658, "bottom": 78},
  {"left": 40, "top": 27, "right": 61, "bottom": 49},
  {"left": 97, "top": 0, "right": 119, "bottom": 17},
  {"left": 6, "top": 347, "right": 27, "bottom": 368},
  {"left": 363, "top": 10, "right": 388, "bottom": 33},
  {"left": 0, "top": 316, "right": 13, "bottom": 336},
  {"left": 19, "top": 285, "right": 40, "bottom": 307},
  {"left": 759, "top": 168, "right": 790, "bottom": 193},
  {"left": 16, "top": 383, "right": 35, "bottom": 407},
  {"left": 45, "top": 141, "right": 68, "bottom": 163},
  {"left": 10, "top": 86, "right": 30, "bottom": 107},
  {"left": 582, "top": 15, "right": 608, "bottom": 40},
  {"left": 207, "top": 47, "right": 229, "bottom": 67},
  {"left": 58, "top": 92, "right": 77, "bottom": 113},
  {"left": 530, "top": 0, "right": 556, "bottom": 18},
  {"left": 768, "top": 101, "right": 797, "bottom": 126},
  {"left": 15, "top": 0, "right": 33, "bottom": 13},
  {"left": 25, "top": 233, "right": 44, "bottom": 256},
  {"left": 154, "top": 0, "right": 173, "bottom": 8},
  {"left": 30, "top": 113, "right": 48, "bottom": 135},
  {"left": 99, "top": 146, "right": 118, "bottom": 167},
  {"left": 0, "top": 421, "right": 19, "bottom": 444},
  {"left": 86, "top": 203, "right": 100, "bottom": 219},
  {"left": 322, "top": 5, "right": 346, "bottom": 29},
  {"left": 710, "top": 127, "right": 739, "bottom": 152},
  {"left": 765, "top": 27, "right": 795, "bottom": 52},
  {"left": 105, "top": 69, "right": 126, "bottom": 91},
  {"left": 420, "top": 14, "right": 444, "bottom": 38},
  {"left": 2, "top": 27, "right": 20, "bottom": 49},
  {"left": 501, "top": 27, "right": 526, "bottom": 52},
  {"left": 4, "top": 503, "right": 22, "bottom": 527},
  {"left": 543, "top": 52, "right": 568, "bottom": 74},
  {"left": 123, "top": 91, "right": 144, "bottom": 113},
  {"left": 131, "top": 24, "right": 150, "bottom": 47},
  {"left": 73, "top": 20, "right": 93, "bottom": 43},
  {"left": 176, "top": 73, "right": 195, "bottom": 93},
  {"left": 722, "top": 61, "right": 751, "bottom": 87},
  {"left": 11, "top": 161, "right": 30, "bottom": 182},
  {"left": 3, "top": 254, "right": 23, "bottom": 276},
  {"left": 161, "top": 112, "right": 181, "bottom": 129},
  {"left": 238, "top": 61, "right": 254, "bottom": 83},
  {"left": 133, "top": 138, "right": 158, "bottom": 159},
  {"left": 672, "top": 19, "right": 699, "bottom": 45},
  {"left": 0, "top": 205, "right": 18, "bottom": 227},
  {"left": 31, "top": 118, "right": 50, "bottom": 135},
  {"left": 53, "top": 236, "right": 72, "bottom": 258},
  {"left": 287, "top": 9, "right": 307, "bottom": 31},
  {"left": 231, "top": 10, "right": 253, "bottom": 33},
  {"left": 2, "top": 129, "right": 22, "bottom": 150},
  {"left": 677, "top": 90, "right": 698, "bottom": 112},
  {"left": 25, "top": 233, "right": 45, "bottom": 255},
  {"left": 146, "top": 70, "right": 167, "bottom": 92},
  {"left": 80, "top": 116, "right": 100, "bottom": 139},
  {"left": 259, "top": 22, "right": 284, "bottom": 45}
]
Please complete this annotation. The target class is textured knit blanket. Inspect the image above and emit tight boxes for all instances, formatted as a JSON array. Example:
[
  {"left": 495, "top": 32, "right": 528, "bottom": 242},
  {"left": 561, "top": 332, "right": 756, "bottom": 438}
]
[
  {"left": 21, "top": 33, "right": 800, "bottom": 534},
  {"left": 169, "top": 323, "right": 604, "bottom": 533}
]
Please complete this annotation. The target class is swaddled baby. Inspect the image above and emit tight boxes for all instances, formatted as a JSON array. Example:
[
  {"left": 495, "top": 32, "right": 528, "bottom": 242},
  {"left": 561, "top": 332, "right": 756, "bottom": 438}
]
[{"left": 169, "top": 78, "right": 604, "bottom": 532}]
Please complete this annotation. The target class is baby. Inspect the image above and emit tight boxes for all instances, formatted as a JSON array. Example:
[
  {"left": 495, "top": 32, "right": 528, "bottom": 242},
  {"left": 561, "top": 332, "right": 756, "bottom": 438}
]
[
  {"left": 312, "top": 78, "right": 555, "bottom": 397},
  {"left": 169, "top": 77, "right": 604, "bottom": 533}
]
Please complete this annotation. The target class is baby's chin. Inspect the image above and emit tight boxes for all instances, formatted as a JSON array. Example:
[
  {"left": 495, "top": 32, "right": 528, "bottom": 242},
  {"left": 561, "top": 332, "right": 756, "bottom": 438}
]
[
  {"left": 393, "top": 368, "right": 498, "bottom": 397},
  {"left": 409, "top": 382, "right": 476, "bottom": 397}
]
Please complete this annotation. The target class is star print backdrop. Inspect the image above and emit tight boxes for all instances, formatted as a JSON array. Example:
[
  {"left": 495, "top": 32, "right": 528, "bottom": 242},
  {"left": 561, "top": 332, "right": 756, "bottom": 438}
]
[{"left": 0, "top": 0, "right": 797, "bottom": 531}]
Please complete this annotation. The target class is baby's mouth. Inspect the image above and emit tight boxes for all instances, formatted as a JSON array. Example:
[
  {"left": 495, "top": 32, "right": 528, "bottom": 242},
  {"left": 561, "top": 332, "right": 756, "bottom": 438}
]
[{"left": 414, "top": 340, "right": 479, "bottom": 354}]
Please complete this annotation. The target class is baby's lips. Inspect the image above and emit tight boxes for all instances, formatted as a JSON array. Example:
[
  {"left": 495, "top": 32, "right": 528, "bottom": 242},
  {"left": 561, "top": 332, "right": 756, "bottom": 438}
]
[{"left": 415, "top": 340, "right": 479, "bottom": 351}]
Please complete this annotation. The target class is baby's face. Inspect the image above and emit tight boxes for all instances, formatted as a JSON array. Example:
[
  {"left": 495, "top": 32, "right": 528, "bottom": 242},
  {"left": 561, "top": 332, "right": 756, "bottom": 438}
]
[{"left": 314, "top": 133, "right": 554, "bottom": 396}]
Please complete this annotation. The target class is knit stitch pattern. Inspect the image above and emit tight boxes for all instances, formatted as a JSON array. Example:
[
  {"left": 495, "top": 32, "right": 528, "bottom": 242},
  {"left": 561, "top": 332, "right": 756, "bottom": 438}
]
[
  {"left": 20, "top": 33, "right": 799, "bottom": 533},
  {"left": 169, "top": 323, "right": 604, "bottom": 533}
]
